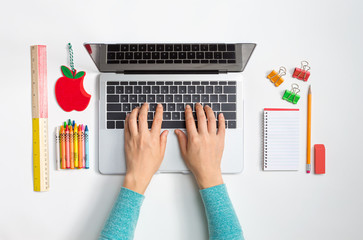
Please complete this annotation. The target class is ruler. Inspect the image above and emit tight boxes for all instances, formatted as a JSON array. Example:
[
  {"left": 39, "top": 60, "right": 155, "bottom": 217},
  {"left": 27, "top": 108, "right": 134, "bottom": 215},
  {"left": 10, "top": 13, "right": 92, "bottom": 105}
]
[{"left": 31, "top": 45, "right": 49, "bottom": 192}]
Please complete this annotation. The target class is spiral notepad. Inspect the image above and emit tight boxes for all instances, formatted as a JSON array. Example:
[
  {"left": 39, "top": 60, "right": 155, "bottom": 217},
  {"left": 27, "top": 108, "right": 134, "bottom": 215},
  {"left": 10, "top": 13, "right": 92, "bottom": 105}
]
[{"left": 263, "top": 109, "right": 300, "bottom": 171}]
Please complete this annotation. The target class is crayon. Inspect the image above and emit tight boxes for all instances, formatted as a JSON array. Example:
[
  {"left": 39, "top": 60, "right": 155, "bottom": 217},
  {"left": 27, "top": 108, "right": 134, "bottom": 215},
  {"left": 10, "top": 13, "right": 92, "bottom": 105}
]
[
  {"left": 69, "top": 126, "right": 74, "bottom": 169},
  {"left": 65, "top": 125, "right": 70, "bottom": 168},
  {"left": 85, "top": 125, "right": 89, "bottom": 169},
  {"left": 78, "top": 125, "right": 83, "bottom": 168},
  {"left": 82, "top": 125, "right": 86, "bottom": 168},
  {"left": 74, "top": 123, "right": 78, "bottom": 168},
  {"left": 60, "top": 126, "right": 66, "bottom": 169}
]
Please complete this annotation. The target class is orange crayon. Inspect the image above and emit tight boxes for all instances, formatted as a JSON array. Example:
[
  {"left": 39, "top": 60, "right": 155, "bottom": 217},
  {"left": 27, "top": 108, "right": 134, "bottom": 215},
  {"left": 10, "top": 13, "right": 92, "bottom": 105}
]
[{"left": 60, "top": 126, "right": 66, "bottom": 169}]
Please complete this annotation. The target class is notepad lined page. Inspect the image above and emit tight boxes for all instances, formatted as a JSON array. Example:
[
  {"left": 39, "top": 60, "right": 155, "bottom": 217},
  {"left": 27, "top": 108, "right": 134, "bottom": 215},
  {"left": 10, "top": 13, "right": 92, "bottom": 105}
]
[{"left": 264, "top": 109, "right": 300, "bottom": 171}]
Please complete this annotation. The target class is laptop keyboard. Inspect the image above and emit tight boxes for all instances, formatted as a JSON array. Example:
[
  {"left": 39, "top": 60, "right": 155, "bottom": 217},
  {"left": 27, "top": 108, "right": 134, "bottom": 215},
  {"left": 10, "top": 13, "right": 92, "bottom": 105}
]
[
  {"left": 106, "top": 80, "right": 237, "bottom": 129},
  {"left": 106, "top": 44, "right": 236, "bottom": 64}
]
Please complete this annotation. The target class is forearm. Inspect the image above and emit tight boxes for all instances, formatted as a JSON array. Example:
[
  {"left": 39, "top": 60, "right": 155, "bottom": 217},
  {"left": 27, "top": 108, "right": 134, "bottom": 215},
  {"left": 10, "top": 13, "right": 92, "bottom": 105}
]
[
  {"left": 200, "top": 184, "right": 244, "bottom": 240},
  {"left": 99, "top": 187, "right": 144, "bottom": 240}
]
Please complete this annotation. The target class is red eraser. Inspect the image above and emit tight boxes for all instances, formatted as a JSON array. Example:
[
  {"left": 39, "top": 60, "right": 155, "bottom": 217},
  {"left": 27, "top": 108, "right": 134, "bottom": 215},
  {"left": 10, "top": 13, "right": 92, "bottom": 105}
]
[{"left": 314, "top": 144, "right": 325, "bottom": 174}]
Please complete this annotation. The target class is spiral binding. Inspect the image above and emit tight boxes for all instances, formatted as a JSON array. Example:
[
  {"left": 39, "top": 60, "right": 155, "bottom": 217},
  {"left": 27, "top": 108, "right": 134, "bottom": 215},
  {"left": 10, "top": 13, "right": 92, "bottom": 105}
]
[{"left": 264, "top": 111, "right": 268, "bottom": 169}]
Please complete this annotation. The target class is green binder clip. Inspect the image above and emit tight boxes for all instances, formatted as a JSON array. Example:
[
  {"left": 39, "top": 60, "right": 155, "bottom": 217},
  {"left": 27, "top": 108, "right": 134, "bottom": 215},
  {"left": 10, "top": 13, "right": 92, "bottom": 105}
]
[{"left": 282, "top": 84, "right": 300, "bottom": 104}]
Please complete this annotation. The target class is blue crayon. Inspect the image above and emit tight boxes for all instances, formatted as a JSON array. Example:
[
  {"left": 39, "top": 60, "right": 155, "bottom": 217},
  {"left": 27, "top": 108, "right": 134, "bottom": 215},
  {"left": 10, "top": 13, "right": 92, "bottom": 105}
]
[
  {"left": 85, "top": 125, "right": 89, "bottom": 169},
  {"left": 72, "top": 120, "right": 75, "bottom": 128}
]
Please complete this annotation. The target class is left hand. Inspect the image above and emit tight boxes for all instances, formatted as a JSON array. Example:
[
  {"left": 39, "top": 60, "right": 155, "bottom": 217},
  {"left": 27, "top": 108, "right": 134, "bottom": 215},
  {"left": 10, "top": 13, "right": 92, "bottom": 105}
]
[{"left": 123, "top": 103, "right": 169, "bottom": 194}]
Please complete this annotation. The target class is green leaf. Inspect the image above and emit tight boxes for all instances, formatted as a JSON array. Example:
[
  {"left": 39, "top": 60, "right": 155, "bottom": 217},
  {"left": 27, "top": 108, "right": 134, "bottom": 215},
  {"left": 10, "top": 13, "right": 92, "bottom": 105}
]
[
  {"left": 74, "top": 71, "right": 85, "bottom": 79},
  {"left": 61, "top": 66, "right": 74, "bottom": 79}
]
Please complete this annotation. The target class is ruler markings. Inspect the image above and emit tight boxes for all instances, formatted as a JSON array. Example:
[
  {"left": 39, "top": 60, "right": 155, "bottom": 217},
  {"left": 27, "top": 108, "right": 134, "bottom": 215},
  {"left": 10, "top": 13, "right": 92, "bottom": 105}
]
[{"left": 31, "top": 45, "right": 49, "bottom": 192}]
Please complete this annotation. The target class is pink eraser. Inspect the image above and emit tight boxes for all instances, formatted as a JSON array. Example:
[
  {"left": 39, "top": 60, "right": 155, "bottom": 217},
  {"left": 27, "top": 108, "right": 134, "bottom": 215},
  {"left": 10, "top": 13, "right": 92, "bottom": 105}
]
[{"left": 314, "top": 144, "right": 325, "bottom": 174}]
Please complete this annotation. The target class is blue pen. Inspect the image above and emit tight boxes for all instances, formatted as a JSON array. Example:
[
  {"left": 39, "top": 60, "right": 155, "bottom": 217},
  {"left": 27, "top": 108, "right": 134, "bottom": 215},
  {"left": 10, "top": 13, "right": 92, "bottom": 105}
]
[{"left": 85, "top": 125, "right": 89, "bottom": 169}]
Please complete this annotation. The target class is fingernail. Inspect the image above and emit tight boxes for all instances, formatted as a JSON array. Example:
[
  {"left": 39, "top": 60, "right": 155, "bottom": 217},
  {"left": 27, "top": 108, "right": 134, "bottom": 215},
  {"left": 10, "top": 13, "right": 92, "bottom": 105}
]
[
  {"left": 157, "top": 103, "right": 162, "bottom": 108},
  {"left": 186, "top": 105, "right": 190, "bottom": 109},
  {"left": 220, "top": 113, "right": 224, "bottom": 118}
]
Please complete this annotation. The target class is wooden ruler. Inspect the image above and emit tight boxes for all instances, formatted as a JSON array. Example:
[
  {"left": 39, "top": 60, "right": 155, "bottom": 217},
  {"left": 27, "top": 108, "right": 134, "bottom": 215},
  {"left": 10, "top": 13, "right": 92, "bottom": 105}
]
[{"left": 31, "top": 45, "right": 49, "bottom": 192}]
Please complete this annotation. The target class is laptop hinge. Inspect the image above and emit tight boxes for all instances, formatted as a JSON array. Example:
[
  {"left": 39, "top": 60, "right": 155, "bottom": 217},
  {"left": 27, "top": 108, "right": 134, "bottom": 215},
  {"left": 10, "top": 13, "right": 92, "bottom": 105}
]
[{"left": 122, "top": 70, "right": 221, "bottom": 74}]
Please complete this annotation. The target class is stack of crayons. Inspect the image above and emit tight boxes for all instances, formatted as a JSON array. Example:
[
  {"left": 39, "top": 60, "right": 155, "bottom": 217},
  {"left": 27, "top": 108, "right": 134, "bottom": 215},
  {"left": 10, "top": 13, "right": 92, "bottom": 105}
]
[{"left": 55, "top": 120, "right": 89, "bottom": 170}]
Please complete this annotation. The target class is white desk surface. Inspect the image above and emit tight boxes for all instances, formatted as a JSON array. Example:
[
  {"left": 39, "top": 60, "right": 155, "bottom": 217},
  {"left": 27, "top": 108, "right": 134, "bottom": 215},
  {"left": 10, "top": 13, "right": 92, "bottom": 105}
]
[{"left": 1, "top": 0, "right": 362, "bottom": 239}]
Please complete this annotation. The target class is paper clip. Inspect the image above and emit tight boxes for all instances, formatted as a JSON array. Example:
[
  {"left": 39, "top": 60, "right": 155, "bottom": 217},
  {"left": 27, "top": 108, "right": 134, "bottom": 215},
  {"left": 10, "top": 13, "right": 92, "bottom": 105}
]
[
  {"left": 282, "top": 84, "right": 301, "bottom": 104},
  {"left": 267, "top": 67, "right": 286, "bottom": 87},
  {"left": 293, "top": 61, "right": 311, "bottom": 81}
]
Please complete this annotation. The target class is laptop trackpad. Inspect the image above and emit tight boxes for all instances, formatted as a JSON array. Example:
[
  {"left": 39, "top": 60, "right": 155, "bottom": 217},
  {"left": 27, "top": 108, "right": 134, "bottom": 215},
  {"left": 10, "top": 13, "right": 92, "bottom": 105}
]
[{"left": 98, "top": 129, "right": 243, "bottom": 174}]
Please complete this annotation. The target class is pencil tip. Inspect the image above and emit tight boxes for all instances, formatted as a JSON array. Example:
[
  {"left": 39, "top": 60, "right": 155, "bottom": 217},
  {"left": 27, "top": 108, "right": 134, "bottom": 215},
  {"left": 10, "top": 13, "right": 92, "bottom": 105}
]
[{"left": 308, "top": 85, "right": 311, "bottom": 94}]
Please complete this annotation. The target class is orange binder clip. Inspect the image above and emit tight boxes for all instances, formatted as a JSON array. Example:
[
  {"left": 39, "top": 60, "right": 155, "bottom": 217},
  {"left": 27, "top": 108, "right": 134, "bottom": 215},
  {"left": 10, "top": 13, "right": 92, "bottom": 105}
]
[
  {"left": 293, "top": 61, "right": 311, "bottom": 81},
  {"left": 267, "top": 67, "right": 286, "bottom": 87}
]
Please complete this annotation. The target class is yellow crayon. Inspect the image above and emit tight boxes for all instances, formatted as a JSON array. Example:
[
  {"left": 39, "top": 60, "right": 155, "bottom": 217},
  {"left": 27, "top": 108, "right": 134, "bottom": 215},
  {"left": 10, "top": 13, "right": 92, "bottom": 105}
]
[
  {"left": 69, "top": 126, "right": 74, "bottom": 169},
  {"left": 59, "top": 126, "right": 63, "bottom": 169},
  {"left": 74, "top": 123, "right": 79, "bottom": 168}
]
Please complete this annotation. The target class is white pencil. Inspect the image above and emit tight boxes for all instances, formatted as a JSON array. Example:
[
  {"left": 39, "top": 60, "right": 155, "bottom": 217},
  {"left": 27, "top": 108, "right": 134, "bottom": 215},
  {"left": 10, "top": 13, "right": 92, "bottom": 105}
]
[{"left": 55, "top": 127, "right": 60, "bottom": 170}]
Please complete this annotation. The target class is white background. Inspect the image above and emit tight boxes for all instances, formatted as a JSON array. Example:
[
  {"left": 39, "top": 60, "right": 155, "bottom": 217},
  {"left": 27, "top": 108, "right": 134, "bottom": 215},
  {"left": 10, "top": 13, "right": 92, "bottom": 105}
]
[{"left": 0, "top": 0, "right": 362, "bottom": 239}]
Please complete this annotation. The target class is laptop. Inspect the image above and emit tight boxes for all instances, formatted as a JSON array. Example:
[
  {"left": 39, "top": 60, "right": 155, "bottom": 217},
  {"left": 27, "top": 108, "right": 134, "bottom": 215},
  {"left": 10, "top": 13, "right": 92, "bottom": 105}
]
[{"left": 84, "top": 43, "right": 256, "bottom": 174}]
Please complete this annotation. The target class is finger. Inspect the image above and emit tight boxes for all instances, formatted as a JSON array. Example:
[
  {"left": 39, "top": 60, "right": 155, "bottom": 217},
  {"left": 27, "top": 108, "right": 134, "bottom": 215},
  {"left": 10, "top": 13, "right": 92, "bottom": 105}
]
[
  {"left": 128, "top": 107, "right": 140, "bottom": 135},
  {"left": 196, "top": 103, "right": 208, "bottom": 134},
  {"left": 151, "top": 104, "right": 163, "bottom": 134},
  {"left": 185, "top": 104, "right": 197, "bottom": 136},
  {"left": 124, "top": 113, "right": 130, "bottom": 137},
  {"left": 138, "top": 103, "right": 149, "bottom": 132},
  {"left": 159, "top": 130, "right": 169, "bottom": 155},
  {"left": 217, "top": 113, "right": 226, "bottom": 138},
  {"left": 174, "top": 129, "right": 187, "bottom": 156},
  {"left": 204, "top": 105, "right": 216, "bottom": 134}
]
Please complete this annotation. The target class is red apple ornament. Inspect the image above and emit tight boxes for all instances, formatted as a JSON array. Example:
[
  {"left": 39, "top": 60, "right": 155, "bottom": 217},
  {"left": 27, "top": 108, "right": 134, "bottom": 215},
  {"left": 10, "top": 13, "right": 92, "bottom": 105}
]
[{"left": 55, "top": 66, "right": 91, "bottom": 112}]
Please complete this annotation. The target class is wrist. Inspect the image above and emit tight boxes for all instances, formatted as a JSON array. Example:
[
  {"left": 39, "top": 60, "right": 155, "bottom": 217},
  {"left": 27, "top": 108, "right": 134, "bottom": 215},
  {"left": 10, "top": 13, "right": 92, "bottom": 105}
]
[
  {"left": 195, "top": 172, "right": 224, "bottom": 189},
  {"left": 123, "top": 173, "right": 151, "bottom": 195}
]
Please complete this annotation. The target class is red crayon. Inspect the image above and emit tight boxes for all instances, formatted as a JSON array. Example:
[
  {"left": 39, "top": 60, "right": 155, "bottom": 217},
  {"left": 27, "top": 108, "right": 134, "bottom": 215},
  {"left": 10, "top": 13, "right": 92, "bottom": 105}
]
[{"left": 78, "top": 125, "right": 84, "bottom": 168}]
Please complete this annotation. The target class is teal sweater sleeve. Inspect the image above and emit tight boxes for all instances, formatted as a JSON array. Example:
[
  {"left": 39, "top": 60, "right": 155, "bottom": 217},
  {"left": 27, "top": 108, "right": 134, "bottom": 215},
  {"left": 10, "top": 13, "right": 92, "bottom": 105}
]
[
  {"left": 99, "top": 187, "right": 144, "bottom": 240},
  {"left": 99, "top": 184, "right": 243, "bottom": 240},
  {"left": 200, "top": 184, "right": 244, "bottom": 240}
]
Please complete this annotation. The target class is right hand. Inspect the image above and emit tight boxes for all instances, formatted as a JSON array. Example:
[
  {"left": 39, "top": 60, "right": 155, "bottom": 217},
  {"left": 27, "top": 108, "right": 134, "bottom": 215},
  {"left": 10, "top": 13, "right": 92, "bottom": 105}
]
[{"left": 174, "top": 103, "right": 225, "bottom": 189}]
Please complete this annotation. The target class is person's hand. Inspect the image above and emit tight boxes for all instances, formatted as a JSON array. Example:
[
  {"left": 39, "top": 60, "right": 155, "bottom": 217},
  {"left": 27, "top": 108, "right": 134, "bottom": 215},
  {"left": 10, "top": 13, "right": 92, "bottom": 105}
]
[
  {"left": 123, "top": 103, "right": 169, "bottom": 194},
  {"left": 175, "top": 103, "right": 225, "bottom": 189}
]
